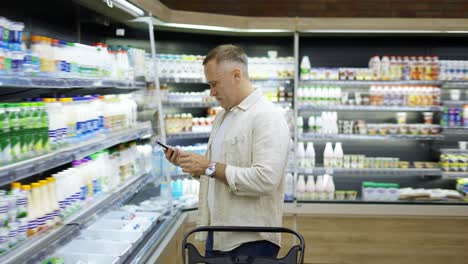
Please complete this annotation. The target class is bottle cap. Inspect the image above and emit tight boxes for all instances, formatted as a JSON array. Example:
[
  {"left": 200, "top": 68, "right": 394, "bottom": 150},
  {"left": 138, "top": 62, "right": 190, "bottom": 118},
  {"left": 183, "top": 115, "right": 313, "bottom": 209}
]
[
  {"left": 20, "top": 185, "right": 31, "bottom": 191},
  {"left": 46, "top": 177, "right": 55, "bottom": 183},
  {"left": 11, "top": 182, "right": 21, "bottom": 189}
]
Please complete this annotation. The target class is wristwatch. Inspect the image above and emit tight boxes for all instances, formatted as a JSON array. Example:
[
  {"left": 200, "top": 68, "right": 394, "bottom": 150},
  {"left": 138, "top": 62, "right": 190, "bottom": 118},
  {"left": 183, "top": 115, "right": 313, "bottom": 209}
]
[{"left": 205, "top": 162, "right": 216, "bottom": 178}]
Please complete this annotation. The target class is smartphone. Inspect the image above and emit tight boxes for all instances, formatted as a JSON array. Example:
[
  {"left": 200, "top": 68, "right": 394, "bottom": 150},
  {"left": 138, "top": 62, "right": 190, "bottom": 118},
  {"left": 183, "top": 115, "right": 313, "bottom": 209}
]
[{"left": 156, "top": 140, "right": 170, "bottom": 150}]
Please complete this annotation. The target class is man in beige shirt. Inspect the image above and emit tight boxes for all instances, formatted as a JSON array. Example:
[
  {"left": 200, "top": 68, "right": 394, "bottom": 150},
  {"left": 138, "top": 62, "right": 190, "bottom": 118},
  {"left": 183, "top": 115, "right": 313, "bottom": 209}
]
[{"left": 164, "top": 44, "right": 290, "bottom": 258}]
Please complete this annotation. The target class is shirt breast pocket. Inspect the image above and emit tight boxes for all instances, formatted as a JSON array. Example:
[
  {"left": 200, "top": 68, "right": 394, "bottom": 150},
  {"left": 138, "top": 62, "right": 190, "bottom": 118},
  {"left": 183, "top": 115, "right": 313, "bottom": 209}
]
[{"left": 223, "top": 134, "right": 250, "bottom": 166}]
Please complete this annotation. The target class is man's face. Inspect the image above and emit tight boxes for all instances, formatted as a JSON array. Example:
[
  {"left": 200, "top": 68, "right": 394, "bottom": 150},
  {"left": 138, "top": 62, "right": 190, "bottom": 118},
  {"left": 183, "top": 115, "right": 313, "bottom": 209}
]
[{"left": 204, "top": 60, "right": 237, "bottom": 110}]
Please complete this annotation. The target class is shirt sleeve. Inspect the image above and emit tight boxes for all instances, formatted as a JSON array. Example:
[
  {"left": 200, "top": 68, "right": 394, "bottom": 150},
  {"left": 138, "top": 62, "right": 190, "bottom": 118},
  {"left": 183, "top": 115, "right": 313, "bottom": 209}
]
[{"left": 225, "top": 110, "right": 290, "bottom": 196}]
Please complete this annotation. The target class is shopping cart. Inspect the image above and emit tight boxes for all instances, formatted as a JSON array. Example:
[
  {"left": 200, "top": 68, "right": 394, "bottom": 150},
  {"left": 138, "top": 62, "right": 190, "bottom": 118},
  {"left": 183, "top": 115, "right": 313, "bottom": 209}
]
[{"left": 182, "top": 226, "right": 305, "bottom": 264}]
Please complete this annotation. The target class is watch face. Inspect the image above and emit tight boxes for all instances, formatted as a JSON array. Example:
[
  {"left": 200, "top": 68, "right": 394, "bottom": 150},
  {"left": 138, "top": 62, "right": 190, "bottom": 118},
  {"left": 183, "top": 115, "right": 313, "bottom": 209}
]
[{"left": 206, "top": 163, "right": 215, "bottom": 177}]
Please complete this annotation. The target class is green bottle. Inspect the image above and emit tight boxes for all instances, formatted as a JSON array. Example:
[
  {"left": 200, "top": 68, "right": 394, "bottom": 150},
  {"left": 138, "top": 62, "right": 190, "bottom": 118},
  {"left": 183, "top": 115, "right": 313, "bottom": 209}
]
[{"left": 10, "top": 131, "right": 20, "bottom": 161}]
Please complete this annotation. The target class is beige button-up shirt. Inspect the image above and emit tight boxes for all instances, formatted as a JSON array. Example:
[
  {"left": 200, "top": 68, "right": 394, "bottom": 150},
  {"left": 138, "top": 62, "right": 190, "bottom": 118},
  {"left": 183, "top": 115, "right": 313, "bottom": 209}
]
[{"left": 195, "top": 88, "right": 291, "bottom": 251}]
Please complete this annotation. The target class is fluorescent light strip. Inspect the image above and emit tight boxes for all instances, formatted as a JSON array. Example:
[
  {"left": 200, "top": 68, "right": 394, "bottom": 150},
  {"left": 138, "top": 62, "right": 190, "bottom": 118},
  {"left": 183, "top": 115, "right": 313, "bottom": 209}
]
[
  {"left": 111, "top": 0, "right": 145, "bottom": 17},
  {"left": 153, "top": 19, "right": 292, "bottom": 33},
  {"left": 301, "top": 29, "right": 468, "bottom": 33}
]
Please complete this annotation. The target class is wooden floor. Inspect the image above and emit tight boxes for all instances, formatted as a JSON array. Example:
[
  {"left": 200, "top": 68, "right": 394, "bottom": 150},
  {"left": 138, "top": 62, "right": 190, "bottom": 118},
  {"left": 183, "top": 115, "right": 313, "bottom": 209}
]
[{"left": 154, "top": 213, "right": 468, "bottom": 264}]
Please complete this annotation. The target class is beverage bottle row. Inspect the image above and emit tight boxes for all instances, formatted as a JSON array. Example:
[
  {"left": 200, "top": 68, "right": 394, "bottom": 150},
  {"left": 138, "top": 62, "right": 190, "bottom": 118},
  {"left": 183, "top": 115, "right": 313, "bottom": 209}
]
[
  {"left": 441, "top": 106, "right": 468, "bottom": 127},
  {"left": 157, "top": 53, "right": 295, "bottom": 81},
  {"left": 248, "top": 57, "right": 295, "bottom": 80},
  {"left": 369, "top": 85, "right": 441, "bottom": 106},
  {"left": 157, "top": 54, "right": 205, "bottom": 81},
  {"left": 165, "top": 114, "right": 214, "bottom": 134},
  {"left": 0, "top": 102, "right": 49, "bottom": 164},
  {"left": 297, "top": 112, "right": 338, "bottom": 135},
  {"left": 171, "top": 178, "right": 200, "bottom": 200},
  {"left": 42, "top": 94, "right": 137, "bottom": 147},
  {"left": 0, "top": 142, "right": 152, "bottom": 253},
  {"left": 300, "top": 55, "right": 442, "bottom": 81},
  {"left": 166, "top": 90, "right": 215, "bottom": 103},
  {"left": 297, "top": 86, "right": 342, "bottom": 104},
  {"left": 439, "top": 60, "right": 468, "bottom": 81},
  {"left": 295, "top": 174, "right": 335, "bottom": 201},
  {"left": 370, "top": 55, "right": 440, "bottom": 81},
  {"left": 0, "top": 16, "right": 144, "bottom": 81},
  {"left": 295, "top": 141, "right": 344, "bottom": 169}
]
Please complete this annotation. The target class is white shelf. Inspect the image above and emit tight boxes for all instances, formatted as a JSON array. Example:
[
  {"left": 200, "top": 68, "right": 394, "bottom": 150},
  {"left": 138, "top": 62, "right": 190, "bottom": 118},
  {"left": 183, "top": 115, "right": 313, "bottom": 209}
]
[
  {"left": 0, "top": 172, "right": 152, "bottom": 264},
  {"left": 0, "top": 123, "right": 153, "bottom": 187},
  {"left": 442, "top": 81, "right": 468, "bottom": 88},
  {"left": 295, "top": 167, "right": 442, "bottom": 176},
  {"left": 162, "top": 101, "right": 219, "bottom": 108},
  {"left": 442, "top": 127, "right": 468, "bottom": 135},
  {"left": 299, "top": 133, "right": 444, "bottom": 141},
  {"left": 299, "top": 80, "right": 443, "bottom": 86},
  {"left": 0, "top": 76, "right": 145, "bottom": 89},
  {"left": 298, "top": 104, "right": 442, "bottom": 112},
  {"left": 440, "top": 148, "right": 468, "bottom": 154},
  {"left": 442, "top": 100, "right": 468, "bottom": 106},
  {"left": 166, "top": 132, "right": 211, "bottom": 140},
  {"left": 442, "top": 172, "right": 468, "bottom": 179},
  {"left": 159, "top": 77, "right": 293, "bottom": 84}
]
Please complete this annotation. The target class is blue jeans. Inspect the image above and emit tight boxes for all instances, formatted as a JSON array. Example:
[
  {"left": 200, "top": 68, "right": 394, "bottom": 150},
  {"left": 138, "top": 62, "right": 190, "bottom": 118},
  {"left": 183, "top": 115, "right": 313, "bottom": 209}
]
[{"left": 205, "top": 231, "right": 280, "bottom": 259}]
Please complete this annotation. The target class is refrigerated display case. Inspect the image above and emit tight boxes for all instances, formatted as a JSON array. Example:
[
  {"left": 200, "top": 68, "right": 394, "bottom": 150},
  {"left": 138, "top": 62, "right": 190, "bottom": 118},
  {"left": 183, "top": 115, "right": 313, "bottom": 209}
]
[{"left": 1, "top": 1, "right": 468, "bottom": 263}]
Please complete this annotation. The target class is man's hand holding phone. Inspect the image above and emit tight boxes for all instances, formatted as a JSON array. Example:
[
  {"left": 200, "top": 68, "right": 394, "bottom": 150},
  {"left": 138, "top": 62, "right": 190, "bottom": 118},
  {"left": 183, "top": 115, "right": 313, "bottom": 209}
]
[{"left": 157, "top": 141, "right": 182, "bottom": 166}]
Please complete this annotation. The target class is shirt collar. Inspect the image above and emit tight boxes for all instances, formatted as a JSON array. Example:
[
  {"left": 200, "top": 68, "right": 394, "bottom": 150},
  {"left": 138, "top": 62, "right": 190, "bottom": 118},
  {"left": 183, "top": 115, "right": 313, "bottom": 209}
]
[{"left": 229, "top": 89, "right": 262, "bottom": 112}]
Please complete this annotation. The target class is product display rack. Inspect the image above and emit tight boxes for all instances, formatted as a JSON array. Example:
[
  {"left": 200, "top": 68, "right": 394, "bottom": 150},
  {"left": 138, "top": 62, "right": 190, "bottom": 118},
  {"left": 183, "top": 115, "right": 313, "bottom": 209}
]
[
  {"left": 0, "top": 76, "right": 146, "bottom": 89},
  {"left": 295, "top": 199, "right": 468, "bottom": 205},
  {"left": 298, "top": 104, "right": 443, "bottom": 112},
  {"left": 442, "top": 127, "right": 468, "bottom": 135},
  {"left": 442, "top": 172, "right": 468, "bottom": 179},
  {"left": 0, "top": 123, "right": 153, "bottom": 187},
  {"left": 299, "top": 133, "right": 444, "bottom": 141},
  {"left": 294, "top": 167, "right": 442, "bottom": 177},
  {"left": 0, "top": 172, "right": 153, "bottom": 264},
  {"left": 292, "top": 33, "right": 468, "bottom": 206},
  {"left": 442, "top": 100, "right": 468, "bottom": 106},
  {"left": 159, "top": 77, "right": 293, "bottom": 85},
  {"left": 162, "top": 101, "right": 219, "bottom": 108},
  {"left": 299, "top": 80, "right": 444, "bottom": 86},
  {"left": 440, "top": 148, "right": 468, "bottom": 154},
  {"left": 2, "top": 2, "right": 468, "bottom": 263},
  {"left": 166, "top": 131, "right": 211, "bottom": 140},
  {"left": 299, "top": 80, "right": 468, "bottom": 87}
]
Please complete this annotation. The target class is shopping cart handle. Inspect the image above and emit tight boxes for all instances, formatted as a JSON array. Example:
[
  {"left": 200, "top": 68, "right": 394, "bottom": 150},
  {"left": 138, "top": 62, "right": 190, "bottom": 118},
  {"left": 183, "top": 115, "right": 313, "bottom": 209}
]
[{"left": 182, "top": 226, "right": 305, "bottom": 264}]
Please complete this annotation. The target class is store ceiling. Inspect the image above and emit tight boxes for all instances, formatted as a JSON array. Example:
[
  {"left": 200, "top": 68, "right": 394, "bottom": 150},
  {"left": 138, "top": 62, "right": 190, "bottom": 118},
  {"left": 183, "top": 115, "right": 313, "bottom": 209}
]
[{"left": 159, "top": 0, "right": 468, "bottom": 18}]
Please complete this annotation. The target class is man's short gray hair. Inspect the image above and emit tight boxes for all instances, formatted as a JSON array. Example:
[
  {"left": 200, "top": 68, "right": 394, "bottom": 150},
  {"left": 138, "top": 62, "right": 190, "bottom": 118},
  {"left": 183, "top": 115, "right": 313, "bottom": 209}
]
[{"left": 203, "top": 44, "right": 248, "bottom": 75}]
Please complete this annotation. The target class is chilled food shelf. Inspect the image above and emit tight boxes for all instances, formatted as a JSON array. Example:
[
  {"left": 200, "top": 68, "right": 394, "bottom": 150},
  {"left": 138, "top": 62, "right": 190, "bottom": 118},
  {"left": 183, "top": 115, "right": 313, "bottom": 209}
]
[
  {"left": 166, "top": 132, "right": 211, "bottom": 140},
  {"left": 442, "top": 127, "right": 468, "bottom": 135},
  {"left": 442, "top": 172, "right": 468, "bottom": 179},
  {"left": 298, "top": 104, "right": 443, "bottom": 112},
  {"left": 299, "top": 80, "right": 443, "bottom": 86},
  {"left": 443, "top": 81, "right": 468, "bottom": 88},
  {"left": 0, "top": 172, "right": 151, "bottom": 264},
  {"left": 299, "top": 133, "right": 444, "bottom": 141},
  {"left": 0, "top": 76, "right": 146, "bottom": 89},
  {"left": 442, "top": 100, "right": 468, "bottom": 106},
  {"left": 440, "top": 148, "right": 468, "bottom": 154},
  {"left": 124, "top": 211, "right": 181, "bottom": 264},
  {"left": 295, "top": 167, "right": 442, "bottom": 176},
  {"left": 159, "top": 77, "right": 293, "bottom": 84},
  {"left": 295, "top": 199, "right": 467, "bottom": 205},
  {"left": 0, "top": 123, "right": 153, "bottom": 187},
  {"left": 162, "top": 101, "right": 219, "bottom": 108}
]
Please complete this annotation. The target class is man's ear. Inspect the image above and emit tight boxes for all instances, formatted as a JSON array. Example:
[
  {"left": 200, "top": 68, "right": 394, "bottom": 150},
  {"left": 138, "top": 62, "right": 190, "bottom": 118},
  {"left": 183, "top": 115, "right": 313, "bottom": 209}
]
[{"left": 233, "top": 68, "right": 241, "bottom": 80}]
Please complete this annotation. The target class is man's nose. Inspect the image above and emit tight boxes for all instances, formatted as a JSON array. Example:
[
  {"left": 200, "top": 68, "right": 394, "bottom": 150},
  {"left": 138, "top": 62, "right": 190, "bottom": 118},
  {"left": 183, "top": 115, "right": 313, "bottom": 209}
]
[{"left": 210, "top": 88, "right": 216, "bottom": 97}]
